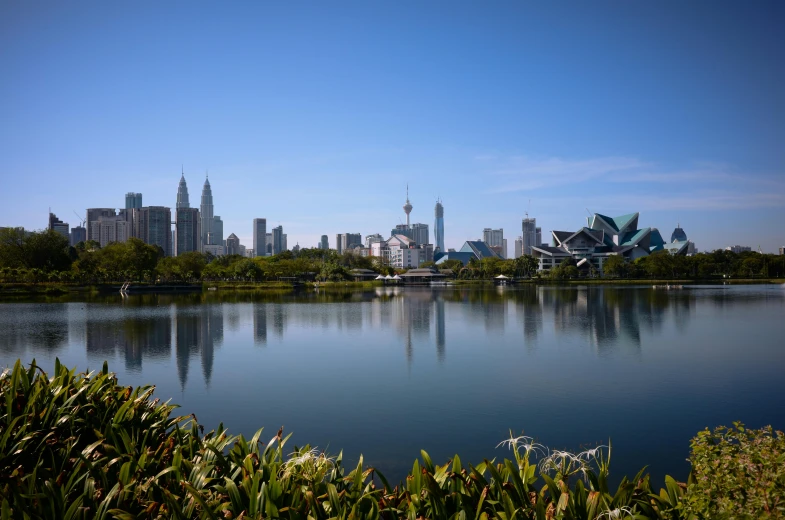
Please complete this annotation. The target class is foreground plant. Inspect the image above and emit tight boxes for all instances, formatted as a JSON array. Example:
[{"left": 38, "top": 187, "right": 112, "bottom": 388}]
[{"left": 1, "top": 359, "right": 779, "bottom": 519}]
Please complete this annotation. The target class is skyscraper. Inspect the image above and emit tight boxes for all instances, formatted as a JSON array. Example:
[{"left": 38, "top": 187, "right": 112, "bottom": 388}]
[
  {"left": 522, "top": 216, "right": 537, "bottom": 255},
  {"left": 48, "top": 213, "right": 69, "bottom": 238},
  {"left": 320, "top": 235, "right": 329, "bottom": 250},
  {"left": 434, "top": 199, "right": 444, "bottom": 251},
  {"left": 125, "top": 192, "right": 143, "bottom": 209},
  {"left": 176, "top": 170, "right": 190, "bottom": 209},
  {"left": 410, "top": 224, "right": 429, "bottom": 246},
  {"left": 212, "top": 216, "right": 224, "bottom": 246},
  {"left": 483, "top": 228, "right": 504, "bottom": 248},
  {"left": 253, "top": 218, "right": 267, "bottom": 258},
  {"left": 514, "top": 236, "right": 523, "bottom": 258},
  {"left": 70, "top": 226, "right": 86, "bottom": 246},
  {"left": 86, "top": 208, "right": 116, "bottom": 242},
  {"left": 200, "top": 176, "right": 214, "bottom": 251},
  {"left": 134, "top": 207, "right": 172, "bottom": 256},
  {"left": 226, "top": 233, "right": 240, "bottom": 255},
  {"left": 175, "top": 208, "right": 200, "bottom": 256},
  {"left": 272, "top": 225, "right": 283, "bottom": 255},
  {"left": 90, "top": 216, "right": 130, "bottom": 247}
]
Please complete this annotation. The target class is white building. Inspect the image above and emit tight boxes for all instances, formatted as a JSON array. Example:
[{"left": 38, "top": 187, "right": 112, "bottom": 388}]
[{"left": 90, "top": 216, "right": 130, "bottom": 248}]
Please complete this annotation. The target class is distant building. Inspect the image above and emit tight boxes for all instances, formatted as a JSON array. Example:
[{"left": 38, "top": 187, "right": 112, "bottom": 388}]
[
  {"left": 266, "top": 233, "right": 273, "bottom": 255},
  {"left": 434, "top": 199, "right": 445, "bottom": 252},
  {"left": 726, "top": 245, "right": 752, "bottom": 253},
  {"left": 48, "top": 213, "right": 69, "bottom": 239},
  {"left": 70, "top": 226, "right": 86, "bottom": 246},
  {"left": 390, "top": 224, "right": 428, "bottom": 246},
  {"left": 514, "top": 236, "right": 523, "bottom": 258},
  {"left": 86, "top": 208, "right": 116, "bottom": 242},
  {"left": 200, "top": 177, "right": 214, "bottom": 251},
  {"left": 671, "top": 224, "right": 688, "bottom": 243},
  {"left": 175, "top": 207, "right": 201, "bottom": 256},
  {"left": 226, "top": 233, "right": 240, "bottom": 255},
  {"left": 482, "top": 228, "right": 504, "bottom": 258},
  {"left": 370, "top": 234, "right": 433, "bottom": 268},
  {"left": 133, "top": 206, "right": 172, "bottom": 256},
  {"left": 320, "top": 235, "right": 329, "bottom": 250},
  {"left": 336, "top": 233, "right": 361, "bottom": 254},
  {"left": 502, "top": 238, "right": 508, "bottom": 259},
  {"left": 365, "top": 233, "right": 384, "bottom": 248},
  {"left": 780, "top": 247, "right": 785, "bottom": 255},
  {"left": 125, "top": 192, "right": 143, "bottom": 209},
  {"left": 176, "top": 172, "right": 190, "bottom": 209},
  {"left": 253, "top": 218, "right": 267, "bottom": 257},
  {"left": 435, "top": 240, "right": 502, "bottom": 266},
  {"left": 203, "top": 244, "right": 225, "bottom": 257},
  {"left": 209, "top": 216, "right": 222, "bottom": 246},
  {"left": 282, "top": 233, "right": 288, "bottom": 252},
  {"left": 272, "top": 225, "right": 283, "bottom": 255},
  {"left": 522, "top": 217, "right": 537, "bottom": 256},
  {"left": 90, "top": 216, "right": 130, "bottom": 247}
]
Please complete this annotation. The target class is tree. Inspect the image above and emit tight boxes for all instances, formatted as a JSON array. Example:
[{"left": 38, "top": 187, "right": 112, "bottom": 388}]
[
  {"left": 603, "top": 255, "right": 626, "bottom": 278},
  {"left": 0, "top": 229, "right": 72, "bottom": 272}
]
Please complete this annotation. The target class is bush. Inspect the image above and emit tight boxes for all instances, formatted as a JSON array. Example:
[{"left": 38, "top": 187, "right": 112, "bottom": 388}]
[{"left": 682, "top": 422, "right": 785, "bottom": 519}]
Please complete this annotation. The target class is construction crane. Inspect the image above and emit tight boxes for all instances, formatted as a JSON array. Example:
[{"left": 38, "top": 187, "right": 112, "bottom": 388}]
[{"left": 72, "top": 210, "right": 86, "bottom": 227}]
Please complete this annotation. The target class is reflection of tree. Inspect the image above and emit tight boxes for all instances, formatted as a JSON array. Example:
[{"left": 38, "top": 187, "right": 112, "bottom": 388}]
[{"left": 0, "top": 303, "right": 69, "bottom": 356}]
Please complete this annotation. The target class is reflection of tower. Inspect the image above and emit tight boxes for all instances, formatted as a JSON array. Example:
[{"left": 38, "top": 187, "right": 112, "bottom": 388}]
[
  {"left": 175, "top": 312, "right": 199, "bottom": 391},
  {"left": 200, "top": 305, "right": 223, "bottom": 387},
  {"left": 435, "top": 298, "right": 445, "bottom": 362},
  {"left": 403, "top": 185, "right": 413, "bottom": 228},
  {"left": 272, "top": 305, "right": 285, "bottom": 338},
  {"left": 253, "top": 304, "right": 267, "bottom": 345}
]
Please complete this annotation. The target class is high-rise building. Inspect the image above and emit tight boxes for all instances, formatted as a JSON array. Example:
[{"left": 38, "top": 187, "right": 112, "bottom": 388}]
[
  {"left": 176, "top": 171, "right": 190, "bottom": 209},
  {"left": 365, "top": 233, "right": 384, "bottom": 248},
  {"left": 320, "top": 235, "right": 329, "bottom": 250},
  {"left": 133, "top": 207, "right": 172, "bottom": 256},
  {"left": 212, "top": 216, "right": 224, "bottom": 246},
  {"left": 200, "top": 176, "right": 214, "bottom": 251},
  {"left": 522, "top": 216, "right": 537, "bottom": 255},
  {"left": 502, "top": 238, "right": 508, "bottom": 260},
  {"left": 86, "top": 208, "right": 116, "bottom": 242},
  {"left": 90, "top": 216, "right": 130, "bottom": 247},
  {"left": 272, "top": 225, "right": 283, "bottom": 255},
  {"left": 483, "top": 228, "right": 504, "bottom": 248},
  {"left": 536, "top": 227, "right": 542, "bottom": 249},
  {"left": 434, "top": 199, "right": 444, "bottom": 252},
  {"left": 252, "top": 218, "right": 266, "bottom": 257},
  {"left": 226, "top": 233, "right": 240, "bottom": 255},
  {"left": 48, "top": 213, "right": 69, "bottom": 239},
  {"left": 671, "top": 224, "right": 688, "bottom": 243},
  {"left": 336, "top": 233, "right": 362, "bottom": 253},
  {"left": 779, "top": 247, "right": 784, "bottom": 255},
  {"left": 266, "top": 233, "right": 273, "bottom": 255},
  {"left": 70, "top": 226, "right": 86, "bottom": 246},
  {"left": 514, "top": 236, "right": 523, "bottom": 258},
  {"left": 410, "top": 224, "right": 429, "bottom": 246},
  {"left": 125, "top": 192, "right": 143, "bottom": 209},
  {"left": 175, "top": 208, "right": 201, "bottom": 256}
]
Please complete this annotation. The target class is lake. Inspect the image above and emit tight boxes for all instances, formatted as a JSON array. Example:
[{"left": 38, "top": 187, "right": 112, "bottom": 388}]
[{"left": 1, "top": 284, "right": 784, "bottom": 485}]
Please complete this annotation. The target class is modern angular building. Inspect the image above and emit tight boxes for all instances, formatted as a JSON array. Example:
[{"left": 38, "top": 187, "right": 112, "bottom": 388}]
[
  {"left": 253, "top": 219, "right": 267, "bottom": 257},
  {"left": 212, "top": 216, "right": 224, "bottom": 246},
  {"left": 48, "top": 213, "right": 69, "bottom": 239},
  {"left": 531, "top": 212, "right": 692, "bottom": 274},
  {"left": 226, "top": 233, "right": 241, "bottom": 255},
  {"left": 272, "top": 225, "right": 284, "bottom": 255},
  {"left": 435, "top": 240, "right": 503, "bottom": 266}
]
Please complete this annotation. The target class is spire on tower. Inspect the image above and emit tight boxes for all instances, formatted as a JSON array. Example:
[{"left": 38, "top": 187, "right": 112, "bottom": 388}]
[{"left": 403, "top": 184, "right": 413, "bottom": 228}]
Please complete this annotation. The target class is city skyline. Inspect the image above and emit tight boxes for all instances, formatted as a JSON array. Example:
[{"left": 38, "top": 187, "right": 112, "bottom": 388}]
[{"left": 1, "top": 2, "right": 784, "bottom": 252}]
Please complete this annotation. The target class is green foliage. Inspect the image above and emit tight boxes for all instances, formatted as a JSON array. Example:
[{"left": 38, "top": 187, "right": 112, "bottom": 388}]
[
  {"left": 9, "top": 360, "right": 780, "bottom": 519},
  {"left": 0, "top": 228, "right": 71, "bottom": 272},
  {"left": 681, "top": 422, "right": 785, "bottom": 519}
]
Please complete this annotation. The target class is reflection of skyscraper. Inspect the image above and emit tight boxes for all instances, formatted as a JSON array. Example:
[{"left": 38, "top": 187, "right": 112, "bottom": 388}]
[
  {"left": 435, "top": 298, "right": 446, "bottom": 361},
  {"left": 199, "top": 305, "right": 223, "bottom": 387},
  {"left": 176, "top": 313, "right": 199, "bottom": 390},
  {"left": 253, "top": 303, "right": 268, "bottom": 345}
]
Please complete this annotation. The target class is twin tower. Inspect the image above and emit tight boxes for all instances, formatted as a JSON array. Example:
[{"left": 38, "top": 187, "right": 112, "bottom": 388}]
[{"left": 175, "top": 171, "right": 223, "bottom": 255}]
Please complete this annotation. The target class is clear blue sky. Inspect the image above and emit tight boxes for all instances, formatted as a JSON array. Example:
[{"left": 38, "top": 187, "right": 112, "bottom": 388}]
[{"left": 2, "top": 1, "right": 784, "bottom": 252}]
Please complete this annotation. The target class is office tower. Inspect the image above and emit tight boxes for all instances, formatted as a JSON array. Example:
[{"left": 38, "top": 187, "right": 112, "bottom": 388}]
[
  {"left": 282, "top": 234, "right": 287, "bottom": 252},
  {"left": 266, "top": 233, "right": 273, "bottom": 255},
  {"left": 320, "top": 235, "right": 329, "bottom": 250},
  {"left": 133, "top": 207, "right": 172, "bottom": 256},
  {"left": 671, "top": 224, "right": 688, "bottom": 243},
  {"left": 125, "top": 192, "right": 143, "bottom": 209},
  {"left": 483, "top": 228, "right": 504, "bottom": 248},
  {"left": 176, "top": 171, "right": 190, "bottom": 209},
  {"left": 502, "top": 238, "right": 508, "bottom": 259},
  {"left": 514, "top": 236, "right": 523, "bottom": 258},
  {"left": 252, "top": 218, "right": 266, "bottom": 257},
  {"left": 536, "top": 227, "right": 542, "bottom": 248},
  {"left": 226, "top": 233, "right": 240, "bottom": 255},
  {"left": 390, "top": 224, "right": 410, "bottom": 240},
  {"left": 86, "top": 208, "right": 116, "bottom": 242},
  {"left": 48, "top": 213, "right": 69, "bottom": 238},
  {"left": 335, "top": 234, "right": 343, "bottom": 253},
  {"left": 365, "top": 233, "right": 384, "bottom": 248},
  {"left": 522, "top": 216, "right": 537, "bottom": 255},
  {"left": 336, "top": 233, "right": 361, "bottom": 254},
  {"left": 410, "top": 224, "right": 429, "bottom": 246},
  {"left": 212, "top": 216, "right": 224, "bottom": 246},
  {"left": 70, "top": 226, "right": 86, "bottom": 246},
  {"left": 90, "top": 216, "right": 130, "bottom": 247},
  {"left": 272, "top": 225, "right": 283, "bottom": 255},
  {"left": 175, "top": 207, "right": 201, "bottom": 255},
  {"left": 434, "top": 199, "right": 445, "bottom": 251},
  {"left": 200, "top": 176, "right": 213, "bottom": 251}
]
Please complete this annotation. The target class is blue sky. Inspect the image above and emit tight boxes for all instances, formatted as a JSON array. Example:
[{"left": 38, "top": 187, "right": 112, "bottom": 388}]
[{"left": 1, "top": 1, "right": 784, "bottom": 253}]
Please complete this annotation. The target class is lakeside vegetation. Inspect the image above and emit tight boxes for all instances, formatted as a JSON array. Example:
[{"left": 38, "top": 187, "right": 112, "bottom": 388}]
[
  {"left": 1, "top": 229, "right": 783, "bottom": 290},
  {"left": 1, "top": 359, "right": 783, "bottom": 519}
]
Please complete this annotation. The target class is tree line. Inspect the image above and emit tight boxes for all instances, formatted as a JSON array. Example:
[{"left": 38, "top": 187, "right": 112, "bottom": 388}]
[{"left": 0, "top": 228, "right": 783, "bottom": 284}]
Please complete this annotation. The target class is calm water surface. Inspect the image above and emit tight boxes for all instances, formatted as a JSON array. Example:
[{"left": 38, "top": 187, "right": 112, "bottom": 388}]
[{"left": 2, "top": 284, "right": 784, "bottom": 485}]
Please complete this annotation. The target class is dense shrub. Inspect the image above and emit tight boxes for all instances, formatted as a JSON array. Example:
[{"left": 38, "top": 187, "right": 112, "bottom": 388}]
[{"left": 1, "top": 359, "right": 782, "bottom": 519}]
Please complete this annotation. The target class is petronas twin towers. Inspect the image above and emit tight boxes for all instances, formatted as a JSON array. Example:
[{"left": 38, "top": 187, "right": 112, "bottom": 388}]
[{"left": 175, "top": 170, "right": 221, "bottom": 255}]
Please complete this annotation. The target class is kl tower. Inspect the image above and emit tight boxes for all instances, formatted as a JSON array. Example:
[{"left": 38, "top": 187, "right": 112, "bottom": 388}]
[{"left": 403, "top": 184, "right": 413, "bottom": 228}]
